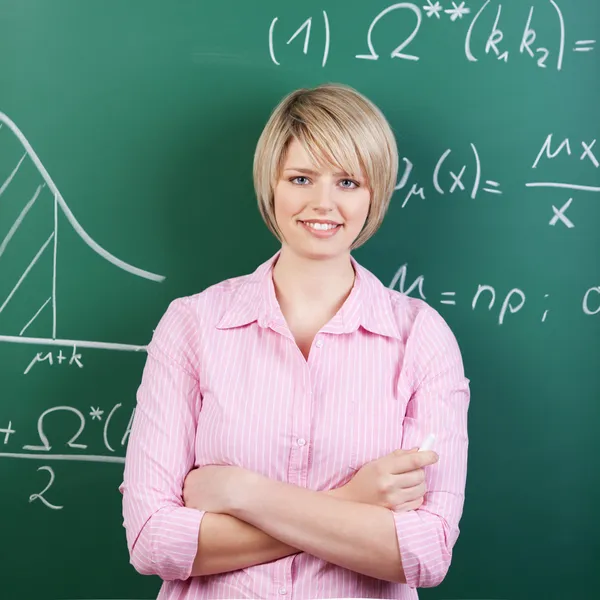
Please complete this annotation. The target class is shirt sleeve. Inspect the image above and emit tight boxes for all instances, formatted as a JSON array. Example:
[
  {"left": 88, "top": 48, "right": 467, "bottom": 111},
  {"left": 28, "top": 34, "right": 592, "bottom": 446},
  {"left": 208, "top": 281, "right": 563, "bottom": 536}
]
[
  {"left": 119, "top": 297, "right": 205, "bottom": 581},
  {"left": 394, "top": 305, "right": 470, "bottom": 588}
]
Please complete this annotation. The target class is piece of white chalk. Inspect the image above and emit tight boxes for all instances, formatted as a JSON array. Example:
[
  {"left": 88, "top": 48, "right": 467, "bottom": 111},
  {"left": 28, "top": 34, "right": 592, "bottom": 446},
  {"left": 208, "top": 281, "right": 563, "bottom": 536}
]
[{"left": 419, "top": 433, "right": 436, "bottom": 452}]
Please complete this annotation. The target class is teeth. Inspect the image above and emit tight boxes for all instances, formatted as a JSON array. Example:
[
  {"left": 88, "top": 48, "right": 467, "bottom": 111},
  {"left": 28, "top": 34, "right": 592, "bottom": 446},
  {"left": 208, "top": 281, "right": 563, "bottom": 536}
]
[{"left": 303, "top": 222, "right": 338, "bottom": 231}]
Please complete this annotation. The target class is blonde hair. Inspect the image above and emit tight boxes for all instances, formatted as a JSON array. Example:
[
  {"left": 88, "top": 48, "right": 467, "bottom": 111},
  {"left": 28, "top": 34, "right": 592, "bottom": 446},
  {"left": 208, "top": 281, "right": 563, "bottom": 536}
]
[{"left": 253, "top": 83, "right": 398, "bottom": 250}]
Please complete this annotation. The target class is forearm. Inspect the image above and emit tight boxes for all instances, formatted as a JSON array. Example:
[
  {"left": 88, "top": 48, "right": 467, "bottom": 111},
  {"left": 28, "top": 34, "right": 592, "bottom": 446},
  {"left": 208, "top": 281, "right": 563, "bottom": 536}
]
[
  {"left": 191, "top": 512, "right": 298, "bottom": 576},
  {"left": 230, "top": 476, "right": 405, "bottom": 584},
  {"left": 190, "top": 488, "right": 346, "bottom": 576}
]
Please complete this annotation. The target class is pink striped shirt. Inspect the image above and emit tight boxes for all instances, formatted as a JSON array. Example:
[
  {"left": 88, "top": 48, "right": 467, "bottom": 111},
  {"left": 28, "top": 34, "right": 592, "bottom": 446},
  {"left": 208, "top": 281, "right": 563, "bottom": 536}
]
[{"left": 120, "top": 250, "right": 470, "bottom": 599}]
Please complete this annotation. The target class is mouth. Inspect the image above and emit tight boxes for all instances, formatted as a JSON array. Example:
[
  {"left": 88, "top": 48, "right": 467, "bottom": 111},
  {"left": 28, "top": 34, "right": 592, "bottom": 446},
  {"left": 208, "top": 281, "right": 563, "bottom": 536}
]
[{"left": 298, "top": 219, "right": 343, "bottom": 238}]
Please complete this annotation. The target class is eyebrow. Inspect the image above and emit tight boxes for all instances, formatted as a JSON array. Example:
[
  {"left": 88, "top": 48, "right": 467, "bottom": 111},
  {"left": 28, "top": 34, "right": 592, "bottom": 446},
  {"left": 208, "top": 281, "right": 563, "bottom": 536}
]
[{"left": 284, "top": 167, "right": 358, "bottom": 178}]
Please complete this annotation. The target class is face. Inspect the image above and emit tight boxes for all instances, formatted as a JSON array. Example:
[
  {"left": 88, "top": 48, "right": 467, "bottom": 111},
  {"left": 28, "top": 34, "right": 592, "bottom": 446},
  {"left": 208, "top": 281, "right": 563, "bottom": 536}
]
[{"left": 273, "top": 138, "right": 371, "bottom": 260}]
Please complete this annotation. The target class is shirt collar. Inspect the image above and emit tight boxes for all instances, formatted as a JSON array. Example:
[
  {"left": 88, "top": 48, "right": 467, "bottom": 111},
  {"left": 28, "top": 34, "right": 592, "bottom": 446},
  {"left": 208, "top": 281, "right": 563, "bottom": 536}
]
[{"left": 216, "top": 250, "right": 401, "bottom": 340}]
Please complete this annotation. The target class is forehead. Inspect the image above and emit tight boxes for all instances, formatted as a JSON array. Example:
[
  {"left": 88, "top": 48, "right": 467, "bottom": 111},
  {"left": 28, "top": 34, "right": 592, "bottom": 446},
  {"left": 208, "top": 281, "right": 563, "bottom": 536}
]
[
  {"left": 282, "top": 138, "right": 315, "bottom": 165},
  {"left": 281, "top": 137, "right": 363, "bottom": 178}
]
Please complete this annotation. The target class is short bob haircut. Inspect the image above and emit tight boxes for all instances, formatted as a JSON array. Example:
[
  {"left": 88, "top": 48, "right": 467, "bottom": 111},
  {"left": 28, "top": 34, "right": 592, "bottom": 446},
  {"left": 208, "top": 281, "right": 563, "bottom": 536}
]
[{"left": 253, "top": 83, "right": 399, "bottom": 250}]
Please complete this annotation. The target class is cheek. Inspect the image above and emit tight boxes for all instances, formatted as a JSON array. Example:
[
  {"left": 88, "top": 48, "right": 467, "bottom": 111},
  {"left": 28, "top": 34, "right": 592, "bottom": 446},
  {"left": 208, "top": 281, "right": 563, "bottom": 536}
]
[
  {"left": 273, "top": 184, "right": 289, "bottom": 219},
  {"left": 345, "top": 191, "right": 371, "bottom": 224},
  {"left": 274, "top": 184, "right": 305, "bottom": 218}
]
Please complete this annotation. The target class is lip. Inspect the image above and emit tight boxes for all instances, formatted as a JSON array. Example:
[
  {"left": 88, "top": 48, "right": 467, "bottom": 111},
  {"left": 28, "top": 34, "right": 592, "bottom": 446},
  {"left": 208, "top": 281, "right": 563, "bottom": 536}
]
[{"left": 298, "top": 220, "right": 342, "bottom": 239}]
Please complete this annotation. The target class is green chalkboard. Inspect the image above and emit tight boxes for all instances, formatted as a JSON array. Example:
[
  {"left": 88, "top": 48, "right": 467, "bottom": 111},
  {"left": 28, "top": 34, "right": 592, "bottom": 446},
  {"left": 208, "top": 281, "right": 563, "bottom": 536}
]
[{"left": 1, "top": 1, "right": 599, "bottom": 599}]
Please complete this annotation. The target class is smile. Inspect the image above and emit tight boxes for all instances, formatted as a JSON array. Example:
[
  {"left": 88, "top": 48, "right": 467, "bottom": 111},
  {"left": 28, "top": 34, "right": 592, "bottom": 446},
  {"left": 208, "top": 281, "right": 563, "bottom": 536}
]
[
  {"left": 298, "top": 220, "right": 342, "bottom": 238},
  {"left": 301, "top": 221, "right": 339, "bottom": 230}
]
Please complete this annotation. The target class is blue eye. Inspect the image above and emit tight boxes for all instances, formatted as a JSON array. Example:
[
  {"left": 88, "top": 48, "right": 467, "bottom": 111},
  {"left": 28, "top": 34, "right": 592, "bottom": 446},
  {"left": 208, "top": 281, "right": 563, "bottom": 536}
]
[
  {"left": 291, "top": 176, "right": 310, "bottom": 185},
  {"left": 340, "top": 179, "right": 358, "bottom": 189}
]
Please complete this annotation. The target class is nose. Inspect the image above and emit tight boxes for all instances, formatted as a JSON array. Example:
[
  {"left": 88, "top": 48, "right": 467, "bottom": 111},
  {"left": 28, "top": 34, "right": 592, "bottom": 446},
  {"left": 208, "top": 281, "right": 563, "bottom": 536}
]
[{"left": 311, "top": 181, "right": 335, "bottom": 212}]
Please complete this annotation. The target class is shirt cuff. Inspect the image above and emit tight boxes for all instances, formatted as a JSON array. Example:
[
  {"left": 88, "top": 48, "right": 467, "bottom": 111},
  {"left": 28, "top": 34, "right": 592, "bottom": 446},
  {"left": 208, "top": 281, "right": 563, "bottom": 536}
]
[
  {"left": 393, "top": 509, "right": 450, "bottom": 589},
  {"left": 149, "top": 506, "right": 205, "bottom": 581}
]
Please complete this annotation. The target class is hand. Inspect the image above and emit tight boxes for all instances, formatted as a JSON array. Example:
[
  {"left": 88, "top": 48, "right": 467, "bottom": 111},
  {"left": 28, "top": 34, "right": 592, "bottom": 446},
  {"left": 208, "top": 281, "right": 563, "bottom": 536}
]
[
  {"left": 183, "top": 465, "right": 252, "bottom": 514},
  {"left": 336, "top": 448, "right": 439, "bottom": 512}
]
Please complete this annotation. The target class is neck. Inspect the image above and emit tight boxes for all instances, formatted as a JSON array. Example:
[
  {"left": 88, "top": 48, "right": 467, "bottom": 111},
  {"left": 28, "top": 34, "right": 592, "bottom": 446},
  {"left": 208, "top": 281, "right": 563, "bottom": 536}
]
[{"left": 271, "top": 246, "right": 356, "bottom": 316}]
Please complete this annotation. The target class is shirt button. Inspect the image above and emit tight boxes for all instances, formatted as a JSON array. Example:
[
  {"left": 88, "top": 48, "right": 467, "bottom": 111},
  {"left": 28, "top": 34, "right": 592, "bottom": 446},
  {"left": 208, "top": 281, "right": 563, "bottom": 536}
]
[
  {"left": 297, "top": 438, "right": 306, "bottom": 447},
  {"left": 278, "top": 588, "right": 287, "bottom": 595},
  {"left": 315, "top": 339, "right": 323, "bottom": 348}
]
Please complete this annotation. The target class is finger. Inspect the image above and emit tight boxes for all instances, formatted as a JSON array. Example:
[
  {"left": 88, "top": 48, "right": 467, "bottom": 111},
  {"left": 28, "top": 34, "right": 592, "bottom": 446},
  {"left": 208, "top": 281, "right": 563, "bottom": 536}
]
[
  {"left": 394, "top": 496, "right": 424, "bottom": 513},
  {"left": 391, "top": 468, "right": 425, "bottom": 488},
  {"left": 391, "top": 447, "right": 421, "bottom": 462},
  {"left": 390, "top": 482, "right": 425, "bottom": 504},
  {"left": 408, "top": 496, "right": 424, "bottom": 510},
  {"left": 391, "top": 450, "right": 438, "bottom": 473},
  {"left": 405, "top": 482, "right": 427, "bottom": 501},
  {"left": 385, "top": 448, "right": 416, "bottom": 469}
]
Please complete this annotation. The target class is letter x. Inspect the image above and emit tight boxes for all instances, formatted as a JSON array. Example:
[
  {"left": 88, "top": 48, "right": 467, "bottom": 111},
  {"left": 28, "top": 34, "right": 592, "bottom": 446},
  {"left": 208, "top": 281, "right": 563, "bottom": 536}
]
[
  {"left": 449, "top": 166, "right": 466, "bottom": 193},
  {"left": 549, "top": 197, "right": 574, "bottom": 228},
  {"left": 581, "top": 140, "right": 599, "bottom": 167}
]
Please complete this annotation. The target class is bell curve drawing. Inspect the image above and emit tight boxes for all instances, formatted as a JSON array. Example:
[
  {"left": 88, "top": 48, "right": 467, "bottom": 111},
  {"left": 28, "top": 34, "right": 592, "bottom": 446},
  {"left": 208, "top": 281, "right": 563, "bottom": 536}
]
[{"left": 0, "top": 113, "right": 165, "bottom": 353}]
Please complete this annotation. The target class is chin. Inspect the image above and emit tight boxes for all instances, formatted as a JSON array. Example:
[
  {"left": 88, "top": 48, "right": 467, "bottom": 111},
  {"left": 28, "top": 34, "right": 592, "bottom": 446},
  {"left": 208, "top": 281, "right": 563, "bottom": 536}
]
[
  {"left": 280, "top": 223, "right": 358, "bottom": 260},
  {"left": 291, "top": 243, "right": 350, "bottom": 261}
]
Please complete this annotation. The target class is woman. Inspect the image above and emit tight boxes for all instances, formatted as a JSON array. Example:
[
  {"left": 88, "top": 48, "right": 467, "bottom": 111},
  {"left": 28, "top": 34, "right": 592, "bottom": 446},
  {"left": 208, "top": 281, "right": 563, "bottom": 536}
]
[{"left": 120, "top": 83, "right": 470, "bottom": 600}]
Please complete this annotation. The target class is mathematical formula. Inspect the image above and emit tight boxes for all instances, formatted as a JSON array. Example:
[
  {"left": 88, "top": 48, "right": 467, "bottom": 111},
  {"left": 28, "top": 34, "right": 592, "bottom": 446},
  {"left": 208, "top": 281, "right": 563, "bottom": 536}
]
[
  {"left": 394, "top": 141, "right": 502, "bottom": 208},
  {"left": 393, "top": 132, "right": 599, "bottom": 229},
  {"left": 390, "top": 264, "right": 600, "bottom": 324},
  {"left": 269, "top": 1, "right": 595, "bottom": 72},
  {"left": 23, "top": 346, "right": 84, "bottom": 375},
  {"left": 0, "top": 403, "right": 133, "bottom": 509}
]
